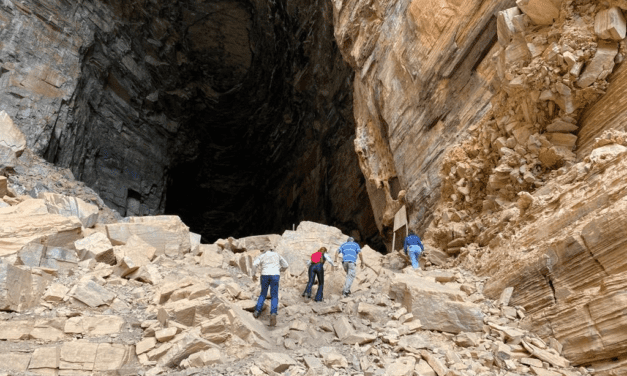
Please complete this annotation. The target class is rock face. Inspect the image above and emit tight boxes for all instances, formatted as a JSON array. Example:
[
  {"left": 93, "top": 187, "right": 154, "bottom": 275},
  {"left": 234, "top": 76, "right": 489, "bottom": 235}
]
[{"left": 0, "top": 0, "right": 380, "bottom": 248}]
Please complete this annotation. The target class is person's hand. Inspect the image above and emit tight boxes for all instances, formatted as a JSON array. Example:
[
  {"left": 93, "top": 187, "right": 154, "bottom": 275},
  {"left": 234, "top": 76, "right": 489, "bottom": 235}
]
[{"left": 253, "top": 275, "right": 258, "bottom": 282}]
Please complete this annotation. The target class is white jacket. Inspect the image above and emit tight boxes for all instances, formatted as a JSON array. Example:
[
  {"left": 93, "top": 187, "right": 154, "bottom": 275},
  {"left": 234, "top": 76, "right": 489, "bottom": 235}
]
[{"left": 252, "top": 250, "right": 289, "bottom": 276}]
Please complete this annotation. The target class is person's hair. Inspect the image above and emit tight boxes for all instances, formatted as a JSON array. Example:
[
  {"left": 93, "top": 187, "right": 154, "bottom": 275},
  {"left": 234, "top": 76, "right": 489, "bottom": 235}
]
[
  {"left": 347, "top": 237, "right": 354, "bottom": 242},
  {"left": 318, "top": 247, "right": 327, "bottom": 253}
]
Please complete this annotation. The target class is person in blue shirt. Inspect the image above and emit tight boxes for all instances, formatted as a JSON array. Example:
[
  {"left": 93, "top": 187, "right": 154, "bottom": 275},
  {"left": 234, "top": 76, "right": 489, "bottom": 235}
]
[
  {"left": 403, "top": 232, "right": 424, "bottom": 270},
  {"left": 334, "top": 237, "right": 364, "bottom": 297}
]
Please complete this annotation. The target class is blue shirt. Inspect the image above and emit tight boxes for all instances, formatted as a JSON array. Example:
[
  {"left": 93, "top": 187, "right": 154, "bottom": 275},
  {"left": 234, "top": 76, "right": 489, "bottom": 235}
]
[
  {"left": 337, "top": 241, "right": 361, "bottom": 263},
  {"left": 404, "top": 235, "right": 423, "bottom": 254}
]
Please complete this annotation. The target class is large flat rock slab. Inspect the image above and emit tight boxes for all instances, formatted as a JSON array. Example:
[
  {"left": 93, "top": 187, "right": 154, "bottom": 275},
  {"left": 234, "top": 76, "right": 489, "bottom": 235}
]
[
  {"left": 0, "top": 200, "right": 82, "bottom": 257},
  {"left": 389, "top": 273, "right": 483, "bottom": 334}
]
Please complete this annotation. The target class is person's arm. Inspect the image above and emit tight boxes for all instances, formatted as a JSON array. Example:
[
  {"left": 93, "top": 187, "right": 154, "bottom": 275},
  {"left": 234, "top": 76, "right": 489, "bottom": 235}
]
[
  {"left": 358, "top": 251, "right": 365, "bottom": 268},
  {"left": 252, "top": 255, "right": 261, "bottom": 280},
  {"left": 279, "top": 255, "right": 289, "bottom": 271},
  {"left": 403, "top": 237, "right": 408, "bottom": 253},
  {"left": 324, "top": 253, "right": 335, "bottom": 267},
  {"left": 334, "top": 248, "right": 341, "bottom": 264}
]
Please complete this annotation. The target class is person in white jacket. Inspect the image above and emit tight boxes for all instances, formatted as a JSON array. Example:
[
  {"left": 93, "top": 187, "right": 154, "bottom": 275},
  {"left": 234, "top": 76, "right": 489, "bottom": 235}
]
[{"left": 252, "top": 248, "right": 289, "bottom": 326}]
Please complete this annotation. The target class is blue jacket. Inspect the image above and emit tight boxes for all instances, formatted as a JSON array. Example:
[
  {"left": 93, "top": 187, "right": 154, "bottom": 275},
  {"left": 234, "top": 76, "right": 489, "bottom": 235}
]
[{"left": 404, "top": 235, "right": 423, "bottom": 255}]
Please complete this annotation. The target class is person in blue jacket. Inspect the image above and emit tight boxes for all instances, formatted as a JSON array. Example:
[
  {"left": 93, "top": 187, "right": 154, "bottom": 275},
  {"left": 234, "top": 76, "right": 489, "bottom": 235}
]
[
  {"left": 334, "top": 237, "right": 364, "bottom": 297},
  {"left": 403, "top": 232, "right": 424, "bottom": 270}
]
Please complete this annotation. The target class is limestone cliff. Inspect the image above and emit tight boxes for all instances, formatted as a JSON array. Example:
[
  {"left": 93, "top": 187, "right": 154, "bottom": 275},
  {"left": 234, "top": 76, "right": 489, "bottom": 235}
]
[{"left": 333, "top": 0, "right": 627, "bottom": 373}]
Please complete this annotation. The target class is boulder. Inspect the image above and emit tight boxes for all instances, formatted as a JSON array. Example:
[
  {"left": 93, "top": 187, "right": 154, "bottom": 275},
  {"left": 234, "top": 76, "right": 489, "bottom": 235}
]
[
  {"left": 158, "top": 330, "right": 216, "bottom": 367},
  {"left": 106, "top": 216, "right": 191, "bottom": 257},
  {"left": 29, "top": 347, "right": 60, "bottom": 370},
  {"left": 0, "top": 111, "right": 26, "bottom": 157},
  {"left": 43, "top": 283, "right": 69, "bottom": 302},
  {"left": 0, "top": 200, "right": 82, "bottom": 257},
  {"left": 59, "top": 341, "right": 99, "bottom": 371},
  {"left": 114, "top": 235, "right": 155, "bottom": 277},
  {"left": 389, "top": 273, "right": 484, "bottom": 334},
  {"left": 74, "top": 232, "right": 116, "bottom": 265},
  {"left": 276, "top": 221, "right": 348, "bottom": 275},
  {"left": 0, "top": 262, "right": 51, "bottom": 312},
  {"left": 93, "top": 343, "right": 132, "bottom": 371},
  {"left": 595, "top": 7, "right": 626, "bottom": 41},
  {"left": 577, "top": 41, "right": 618, "bottom": 88},
  {"left": 235, "top": 234, "right": 281, "bottom": 252},
  {"left": 71, "top": 279, "right": 116, "bottom": 307},
  {"left": 184, "top": 348, "right": 224, "bottom": 368},
  {"left": 39, "top": 192, "right": 99, "bottom": 228},
  {"left": 189, "top": 232, "right": 201, "bottom": 255},
  {"left": 256, "top": 352, "right": 297, "bottom": 373},
  {"left": 516, "top": 0, "right": 560, "bottom": 25},
  {"left": 199, "top": 244, "right": 224, "bottom": 267},
  {"left": 64, "top": 315, "right": 125, "bottom": 336}
]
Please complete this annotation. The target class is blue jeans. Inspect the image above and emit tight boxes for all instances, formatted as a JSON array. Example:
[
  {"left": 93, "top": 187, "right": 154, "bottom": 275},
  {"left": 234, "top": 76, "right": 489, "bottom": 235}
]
[
  {"left": 408, "top": 245, "right": 422, "bottom": 269},
  {"left": 303, "top": 263, "right": 325, "bottom": 301},
  {"left": 255, "top": 275, "right": 280, "bottom": 314}
]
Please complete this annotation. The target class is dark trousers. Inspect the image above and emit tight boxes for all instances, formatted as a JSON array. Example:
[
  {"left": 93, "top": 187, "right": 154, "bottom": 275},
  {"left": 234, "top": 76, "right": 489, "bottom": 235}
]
[{"left": 303, "top": 263, "right": 325, "bottom": 301}]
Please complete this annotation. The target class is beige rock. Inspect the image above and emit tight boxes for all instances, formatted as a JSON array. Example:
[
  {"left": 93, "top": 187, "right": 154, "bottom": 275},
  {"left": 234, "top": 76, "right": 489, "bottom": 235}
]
[
  {"left": 0, "top": 262, "right": 50, "bottom": 312},
  {"left": 158, "top": 331, "right": 215, "bottom": 367},
  {"left": 199, "top": 244, "right": 224, "bottom": 267},
  {"left": 389, "top": 273, "right": 483, "bottom": 334},
  {"left": 29, "top": 347, "right": 60, "bottom": 369},
  {"left": 595, "top": 7, "right": 627, "bottom": 41},
  {"left": 200, "top": 314, "right": 230, "bottom": 344},
  {"left": 0, "top": 111, "right": 26, "bottom": 157},
  {"left": 71, "top": 279, "right": 115, "bottom": 307},
  {"left": 39, "top": 192, "right": 99, "bottom": 228},
  {"left": 531, "top": 366, "right": 562, "bottom": 376},
  {"left": 256, "top": 352, "right": 297, "bottom": 373},
  {"left": 276, "top": 221, "right": 348, "bottom": 274},
  {"left": 497, "top": 7, "right": 522, "bottom": 47},
  {"left": 106, "top": 216, "right": 191, "bottom": 256},
  {"left": 155, "top": 327, "right": 178, "bottom": 342},
  {"left": 522, "top": 339, "right": 570, "bottom": 368},
  {"left": 521, "top": 357, "right": 544, "bottom": 367},
  {"left": 421, "top": 351, "right": 448, "bottom": 376},
  {"left": 43, "top": 283, "right": 68, "bottom": 302},
  {"left": 136, "top": 337, "right": 157, "bottom": 355},
  {"left": 185, "top": 348, "right": 224, "bottom": 367},
  {"left": 93, "top": 343, "right": 131, "bottom": 371},
  {"left": 189, "top": 232, "right": 201, "bottom": 255},
  {"left": 64, "top": 315, "right": 124, "bottom": 336},
  {"left": 0, "top": 200, "right": 82, "bottom": 257},
  {"left": 74, "top": 232, "right": 115, "bottom": 265},
  {"left": 498, "top": 286, "right": 514, "bottom": 306},
  {"left": 16, "top": 243, "right": 47, "bottom": 268},
  {"left": 357, "top": 302, "right": 385, "bottom": 322},
  {"left": 322, "top": 350, "right": 348, "bottom": 368},
  {"left": 0, "top": 320, "right": 34, "bottom": 340},
  {"left": 577, "top": 41, "right": 618, "bottom": 88},
  {"left": 235, "top": 234, "right": 281, "bottom": 251},
  {"left": 0, "top": 352, "right": 31, "bottom": 372},
  {"left": 333, "top": 316, "right": 354, "bottom": 340},
  {"left": 546, "top": 120, "right": 578, "bottom": 133},
  {"left": 590, "top": 144, "right": 627, "bottom": 164},
  {"left": 385, "top": 356, "right": 415, "bottom": 376},
  {"left": 59, "top": 341, "right": 99, "bottom": 371},
  {"left": 415, "top": 359, "right": 437, "bottom": 376},
  {"left": 516, "top": 0, "right": 560, "bottom": 25},
  {"left": 546, "top": 133, "right": 577, "bottom": 150},
  {"left": 147, "top": 343, "right": 172, "bottom": 361}
]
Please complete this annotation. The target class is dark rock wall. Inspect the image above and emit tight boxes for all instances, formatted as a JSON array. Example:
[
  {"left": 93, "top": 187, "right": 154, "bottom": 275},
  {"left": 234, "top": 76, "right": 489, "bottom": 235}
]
[{"left": 0, "top": 0, "right": 381, "bottom": 247}]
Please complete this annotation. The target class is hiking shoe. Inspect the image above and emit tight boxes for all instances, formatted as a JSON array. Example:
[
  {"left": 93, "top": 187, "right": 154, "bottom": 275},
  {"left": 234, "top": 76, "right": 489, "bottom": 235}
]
[
  {"left": 253, "top": 311, "right": 260, "bottom": 319},
  {"left": 269, "top": 315, "right": 277, "bottom": 327}
]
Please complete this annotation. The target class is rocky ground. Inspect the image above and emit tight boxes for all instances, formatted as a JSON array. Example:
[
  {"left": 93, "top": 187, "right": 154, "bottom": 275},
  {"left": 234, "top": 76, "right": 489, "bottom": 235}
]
[{"left": 1, "top": 118, "right": 591, "bottom": 376}]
